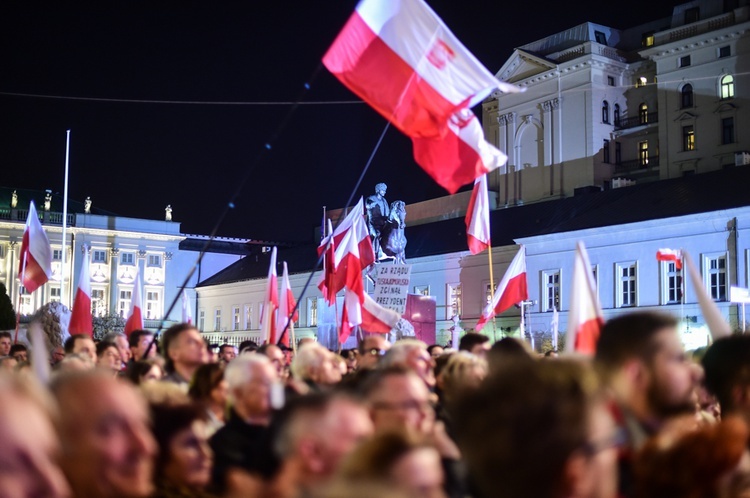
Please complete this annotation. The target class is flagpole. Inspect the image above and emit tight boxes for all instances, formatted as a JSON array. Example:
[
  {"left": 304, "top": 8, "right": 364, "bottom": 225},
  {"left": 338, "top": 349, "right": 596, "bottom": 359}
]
[
  {"left": 61, "top": 130, "right": 71, "bottom": 307},
  {"left": 14, "top": 251, "right": 28, "bottom": 344},
  {"left": 487, "top": 243, "right": 497, "bottom": 341}
]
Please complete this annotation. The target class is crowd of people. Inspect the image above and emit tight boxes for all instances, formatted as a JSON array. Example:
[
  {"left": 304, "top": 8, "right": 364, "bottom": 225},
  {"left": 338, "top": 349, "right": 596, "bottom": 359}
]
[{"left": 1, "top": 310, "right": 750, "bottom": 498}]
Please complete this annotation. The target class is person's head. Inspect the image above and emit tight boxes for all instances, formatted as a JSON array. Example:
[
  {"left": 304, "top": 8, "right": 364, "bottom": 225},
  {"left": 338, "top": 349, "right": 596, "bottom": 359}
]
[
  {"left": 128, "top": 330, "right": 156, "bottom": 361},
  {"left": 64, "top": 334, "right": 96, "bottom": 364},
  {"left": 381, "top": 340, "right": 435, "bottom": 388},
  {"left": 10, "top": 343, "right": 28, "bottom": 363},
  {"left": 150, "top": 402, "right": 213, "bottom": 490},
  {"left": 595, "top": 311, "right": 698, "bottom": 422},
  {"left": 125, "top": 360, "right": 164, "bottom": 385},
  {"left": 95, "top": 341, "right": 121, "bottom": 371},
  {"left": 0, "top": 331, "right": 12, "bottom": 356},
  {"left": 702, "top": 335, "right": 750, "bottom": 420},
  {"left": 440, "top": 352, "right": 487, "bottom": 403},
  {"left": 426, "top": 345, "right": 444, "bottom": 359},
  {"left": 358, "top": 335, "right": 391, "bottom": 370},
  {"left": 161, "top": 323, "right": 205, "bottom": 375},
  {"left": 55, "top": 353, "right": 94, "bottom": 373},
  {"left": 103, "top": 332, "right": 131, "bottom": 365},
  {"left": 239, "top": 340, "right": 259, "bottom": 354},
  {"left": 291, "top": 343, "right": 342, "bottom": 386},
  {"left": 0, "top": 355, "right": 18, "bottom": 372},
  {"left": 51, "top": 345, "right": 66, "bottom": 365},
  {"left": 51, "top": 371, "right": 157, "bottom": 497},
  {"left": 458, "top": 333, "right": 490, "bottom": 357},
  {"left": 218, "top": 343, "right": 237, "bottom": 363},
  {"left": 258, "top": 343, "right": 286, "bottom": 375},
  {"left": 340, "top": 349, "right": 358, "bottom": 372},
  {"left": 274, "top": 393, "right": 373, "bottom": 483},
  {"left": 375, "top": 183, "right": 387, "bottom": 196},
  {"left": 224, "top": 354, "right": 278, "bottom": 422},
  {"left": 363, "top": 368, "right": 433, "bottom": 435},
  {"left": 188, "top": 362, "right": 227, "bottom": 409},
  {"left": 339, "top": 431, "right": 445, "bottom": 498},
  {"left": 0, "top": 375, "right": 71, "bottom": 498},
  {"left": 486, "top": 337, "right": 533, "bottom": 373},
  {"left": 455, "top": 360, "right": 618, "bottom": 498}
]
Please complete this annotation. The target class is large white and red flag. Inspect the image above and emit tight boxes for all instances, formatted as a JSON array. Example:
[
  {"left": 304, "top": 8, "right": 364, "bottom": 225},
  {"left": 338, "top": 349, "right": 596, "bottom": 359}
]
[
  {"left": 684, "top": 251, "right": 731, "bottom": 340},
  {"left": 317, "top": 219, "right": 337, "bottom": 304},
  {"left": 657, "top": 248, "right": 683, "bottom": 270},
  {"left": 323, "top": 0, "right": 521, "bottom": 193},
  {"left": 260, "top": 247, "right": 279, "bottom": 344},
  {"left": 341, "top": 291, "right": 400, "bottom": 344},
  {"left": 277, "top": 262, "right": 298, "bottom": 347},
  {"left": 181, "top": 289, "right": 193, "bottom": 325},
  {"left": 476, "top": 245, "right": 527, "bottom": 331},
  {"left": 124, "top": 271, "right": 144, "bottom": 337},
  {"left": 465, "top": 173, "right": 491, "bottom": 254},
  {"left": 68, "top": 247, "right": 93, "bottom": 336},
  {"left": 18, "top": 201, "right": 53, "bottom": 293},
  {"left": 566, "top": 242, "right": 604, "bottom": 354}
]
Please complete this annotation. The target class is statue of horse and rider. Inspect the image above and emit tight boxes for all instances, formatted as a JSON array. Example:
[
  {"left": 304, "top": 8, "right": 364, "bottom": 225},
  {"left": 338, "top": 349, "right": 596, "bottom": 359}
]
[{"left": 365, "top": 183, "right": 407, "bottom": 265}]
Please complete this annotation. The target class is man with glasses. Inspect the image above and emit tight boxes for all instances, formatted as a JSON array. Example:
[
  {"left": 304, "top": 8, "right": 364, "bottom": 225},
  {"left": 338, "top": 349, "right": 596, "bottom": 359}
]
[
  {"left": 357, "top": 335, "right": 391, "bottom": 370},
  {"left": 381, "top": 339, "right": 436, "bottom": 389}
]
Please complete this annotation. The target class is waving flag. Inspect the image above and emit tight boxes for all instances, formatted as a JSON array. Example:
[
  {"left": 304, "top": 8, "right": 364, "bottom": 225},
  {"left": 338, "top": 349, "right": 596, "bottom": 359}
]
[
  {"left": 341, "top": 291, "right": 400, "bottom": 344},
  {"left": 181, "top": 289, "right": 193, "bottom": 325},
  {"left": 124, "top": 272, "right": 144, "bottom": 336},
  {"left": 277, "top": 262, "right": 298, "bottom": 347},
  {"left": 260, "top": 247, "right": 279, "bottom": 344},
  {"left": 323, "top": 0, "right": 520, "bottom": 193},
  {"left": 18, "top": 201, "right": 53, "bottom": 293},
  {"left": 68, "top": 247, "right": 93, "bottom": 336},
  {"left": 476, "top": 246, "right": 527, "bottom": 331},
  {"left": 657, "top": 248, "right": 683, "bottom": 270},
  {"left": 566, "top": 242, "right": 603, "bottom": 354},
  {"left": 465, "top": 173, "right": 491, "bottom": 254}
]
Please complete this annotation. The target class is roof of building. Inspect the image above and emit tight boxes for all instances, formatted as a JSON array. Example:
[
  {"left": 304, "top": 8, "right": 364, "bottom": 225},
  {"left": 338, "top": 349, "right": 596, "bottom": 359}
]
[
  {"left": 0, "top": 187, "right": 118, "bottom": 216},
  {"left": 197, "top": 166, "right": 750, "bottom": 288}
]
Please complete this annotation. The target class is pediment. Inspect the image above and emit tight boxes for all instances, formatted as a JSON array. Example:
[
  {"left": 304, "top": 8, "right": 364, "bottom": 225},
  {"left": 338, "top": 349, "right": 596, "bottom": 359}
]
[
  {"left": 674, "top": 111, "right": 697, "bottom": 122},
  {"left": 496, "top": 49, "right": 556, "bottom": 84},
  {"left": 714, "top": 102, "right": 737, "bottom": 113}
]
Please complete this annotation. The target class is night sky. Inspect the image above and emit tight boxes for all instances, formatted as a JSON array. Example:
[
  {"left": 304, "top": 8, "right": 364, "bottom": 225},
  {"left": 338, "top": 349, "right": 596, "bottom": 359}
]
[{"left": 1, "top": 1, "right": 679, "bottom": 242}]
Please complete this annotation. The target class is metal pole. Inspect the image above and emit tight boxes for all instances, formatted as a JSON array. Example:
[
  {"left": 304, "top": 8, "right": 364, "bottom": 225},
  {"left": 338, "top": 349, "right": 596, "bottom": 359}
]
[
  {"left": 487, "top": 244, "right": 497, "bottom": 341},
  {"left": 61, "top": 130, "right": 71, "bottom": 307}
]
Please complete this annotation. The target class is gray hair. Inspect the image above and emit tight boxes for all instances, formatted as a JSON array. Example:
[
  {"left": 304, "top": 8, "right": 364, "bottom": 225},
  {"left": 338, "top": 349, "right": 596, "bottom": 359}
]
[
  {"left": 224, "top": 353, "right": 272, "bottom": 391},
  {"left": 380, "top": 339, "right": 427, "bottom": 368},
  {"left": 291, "top": 343, "right": 330, "bottom": 381},
  {"left": 102, "top": 331, "right": 126, "bottom": 343}
]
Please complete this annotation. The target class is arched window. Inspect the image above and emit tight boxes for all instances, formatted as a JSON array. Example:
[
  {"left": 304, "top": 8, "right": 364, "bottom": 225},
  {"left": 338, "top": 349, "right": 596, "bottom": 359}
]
[
  {"left": 613, "top": 104, "right": 621, "bottom": 127},
  {"left": 681, "top": 84, "right": 693, "bottom": 108},
  {"left": 721, "top": 75, "right": 735, "bottom": 99},
  {"left": 639, "top": 103, "right": 649, "bottom": 124},
  {"left": 602, "top": 101, "right": 610, "bottom": 124}
]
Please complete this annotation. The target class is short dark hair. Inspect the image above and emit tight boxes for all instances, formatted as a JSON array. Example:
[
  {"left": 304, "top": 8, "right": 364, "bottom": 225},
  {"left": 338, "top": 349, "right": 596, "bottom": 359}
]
[
  {"left": 63, "top": 334, "right": 90, "bottom": 354},
  {"left": 125, "top": 360, "right": 161, "bottom": 385},
  {"left": 150, "top": 402, "right": 205, "bottom": 476},
  {"left": 459, "top": 332, "right": 489, "bottom": 352},
  {"left": 188, "top": 362, "right": 225, "bottom": 402},
  {"left": 128, "top": 329, "right": 153, "bottom": 348},
  {"left": 0, "top": 331, "right": 11, "bottom": 341},
  {"left": 239, "top": 340, "right": 259, "bottom": 354},
  {"left": 9, "top": 343, "right": 27, "bottom": 354},
  {"left": 160, "top": 323, "right": 197, "bottom": 372},
  {"left": 95, "top": 341, "right": 117, "bottom": 358},
  {"left": 426, "top": 344, "right": 443, "bottom": 355},
  {"left": 358, "top": 335, "right": 386, "bottom": 355},
  {"left": 219, "top": 343, "right": 236, "bottom": 354},
  {"left": 595, "top": 311, "right": 677, "bottom": 372},
  {"left": 702, "top": 335, "right": 750, "bottom": 412},
  {"left": 256, "top": 343, "right": 277, "bottom": 356}
]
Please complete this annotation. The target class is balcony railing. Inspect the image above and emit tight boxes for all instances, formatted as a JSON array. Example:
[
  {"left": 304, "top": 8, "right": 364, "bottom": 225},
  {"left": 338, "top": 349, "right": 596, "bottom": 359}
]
[
  {"left": 202, "top": 330, "right": 263, "bottom": 348},
  {"left": 614, "top": 112, "right": 658, "bottom": 131},
  {"left": 614, "top": 155, "right": 660, "bottom": 174},
  {"left": 0, "top": 208, "right": 75, "bottom": 226}
]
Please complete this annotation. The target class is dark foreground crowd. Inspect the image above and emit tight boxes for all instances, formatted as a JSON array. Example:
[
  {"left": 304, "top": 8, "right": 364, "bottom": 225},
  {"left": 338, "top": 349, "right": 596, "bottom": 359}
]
[{"left": 1, "top": 311, "right": 750, "bottom": 498}]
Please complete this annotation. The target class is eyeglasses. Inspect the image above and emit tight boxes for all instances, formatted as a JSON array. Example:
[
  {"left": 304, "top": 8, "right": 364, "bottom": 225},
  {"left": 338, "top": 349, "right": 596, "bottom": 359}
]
[{"left": 367, "top": 348, "right": 387, "bottom": 356}]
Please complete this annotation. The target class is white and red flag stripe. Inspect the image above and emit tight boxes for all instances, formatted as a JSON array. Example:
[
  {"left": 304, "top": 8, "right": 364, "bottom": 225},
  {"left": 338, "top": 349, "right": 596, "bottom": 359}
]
[
  {"left": 68, "top": 247, "right": 93, "bottom": 336},
  {"left": 318, "top": 219, "right": 337, "bottom": 304},
  {"left": 323, "top": 0, "right": 520, "bottom": 193},
  {"left": 181, "top": 289, "right": 193, "bottom": 325},
  {"left": 18, "top": 201, "right": 53, "bottom": 293},
  {"left": 124, "top": 271, "right": 144, "bottom": 337},
  {"left": 341, "top": 291, "right": 400, "bottom": 344},
  {"left": 566, "top": 242, "right": 604, "bottom": 354},
  {"left": 277, "top": 262, "right": 298, "bottom": 348},
  {"left": 260, "top": 247, "right": 279, "bottom": 344},
  {"left": 656, "top": 248, "right": 683, "bottom": 270},
  {"left": 476, "top": 246, "right": 528, "bottom": 331},
  {"left": 465, "top": 173, "right": 491, "bottom": 254}
]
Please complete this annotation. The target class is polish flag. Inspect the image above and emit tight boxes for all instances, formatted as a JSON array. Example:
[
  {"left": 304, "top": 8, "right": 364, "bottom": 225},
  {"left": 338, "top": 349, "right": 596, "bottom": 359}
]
[
  {"left": 260, "top": 247, "right": 279, "bottom": 344},
  {"left": 684, "top": 251, "right": 730, "bottom": 340},
  {"left": 656, "top": 248, "right": 683, "bottom": 270},
  {"left": 341, "top": 291, "right": 400, "bottom": 344},
  {"left": 317, "top": 219, "right": 337, "bottom": 304},
  {"left": 277, "top": 262, "right": 298, "bottom": 347},
  {"left": 323, "top": 0, "right": 520, "bottom": 193},
  {"left": 476, "top": 246, "right": 527, "bottom": 331},
  {"left": 68, "top": 247, "right": 93, "bottom": 336},
  {"left": 566, "top": 242, "right": 604, "bottom": 354},
  {"left": 124, "top": 271, "right": 144, "bottom": 337},
  {"left": 465, "top": 173, "right": 491, "bottom": 254},
  {"left": 181, "top": 289, "right": 193, "bottom": 325},
  {"left": 18, "top": 201, "right": 53, "bottom": 293}
]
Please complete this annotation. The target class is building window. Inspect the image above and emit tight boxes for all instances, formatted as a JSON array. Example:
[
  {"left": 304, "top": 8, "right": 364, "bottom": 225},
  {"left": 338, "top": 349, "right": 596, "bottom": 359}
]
[
  {"left": 307, "top": 297, "right": 318, "bottom": 327},
  {"left": 615, "top": 142, "right": 621, "bottom": 164},
  {"left": 118, "top": 289, "right": 132, "bottom": 317},
  {"left": 214, "top": 309, "right": 221, "bottom": 332},
  {"left": 721, "top": 75, "right": 735, "bottom": 99},
  {"left": 447, "top": 283, "right": 462, "bottom": 319},
  {"left": 635, "top": 76, "right": 647, "bottom": 88},
  {"left": 244, "top": 304, "right": 252, "bottom": 330},
  {"left": 145, "top": 290, "right": 160, "bottom": 320},
  {"left": 719, "top": 46, "right": 730, "bottom": 58},
  {"left": 679, "top": 55, "right": 691, "bottom": 68},
  {"left": 232, "top": 306, "right": 240, "bottom": 331},
  {"left": 662, "top": 262, "right": 683, "bottom": 305},
  {"left": 91, "top": 288, "right": 106, "bottom": 316},
  {"left": 639, "top": 103, "right": 649, "bottom": 124},
  {"left": 613, "top": 104, "right": 620, "bottom": 127},
  {"left": 50, "top": 286, "right": 61, "bottom": 302},
  {"left": 198, "top": 310, "right": 205, "bottom": 331},
  {"left": 594, "top": 31, "right": 607, "bottom": 45},
  {"left": 642, "top": 31, "right": 655, "bottom": 47},
  {"left": 53, "top": 249, "right": 63, "bottom": 261},
  {"left": 681, "top": 84, "right": 693, "bottom": 108},
  {"left": 706, "top": 255, "right": 727, "bottom": 301},
  {"left": 542, "top": 270, "right": 561, "bottom": 312},
  {"left": 602, "top": 101, "right": 610, "bottom": 124},
  {"left": 607, "top": 76, "right": 615, "bottom": 86},
  {"left": 257, "top": 304, "right": 264, "bottom": 330},
  {"left": 638, "top": 141, "right": 649, "bottom": 166},
  {"left": 603, "top": 139, "right": 610, "bottom": 163},
  {"left": 685, "top": 7, "right": 699, "bottom": 24},
  {"left": 616, "top": 262, "right": 637, "bottom": 307},
  {"left": 682, "top": 125, "right": 695, "bottom": 151},
  {"left": 147, "top": 254, "right": 161, "bottom": 267},
  {"left": 92, "top": 250, "right": 108, "bottom": 264},
  {"left": 722, "top": 117, "right": 735, "bottom": 145},
  {"left": 120, "top": 253, "right": 134, "bottom": 266}
]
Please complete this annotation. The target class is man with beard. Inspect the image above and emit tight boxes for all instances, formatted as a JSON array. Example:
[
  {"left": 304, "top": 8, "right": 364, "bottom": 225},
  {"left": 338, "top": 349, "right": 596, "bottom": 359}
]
[{"left": 594, "top": 311, "right": 699, "bottom": 497}]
